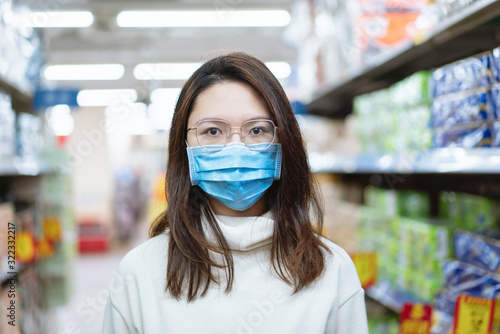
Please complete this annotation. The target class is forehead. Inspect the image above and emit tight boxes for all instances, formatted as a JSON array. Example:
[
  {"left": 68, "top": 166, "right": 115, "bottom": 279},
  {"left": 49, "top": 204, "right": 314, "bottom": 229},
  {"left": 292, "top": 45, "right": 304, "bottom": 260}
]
[{"left": 188, "top": 81, "right": 271, "bottom": 125}]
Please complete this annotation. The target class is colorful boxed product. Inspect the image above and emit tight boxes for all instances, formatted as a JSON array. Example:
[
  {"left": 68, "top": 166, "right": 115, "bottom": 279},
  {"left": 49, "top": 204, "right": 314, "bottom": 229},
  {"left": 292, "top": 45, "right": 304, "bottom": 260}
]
[
  {"left": 391, "top": 71, "right": 431, "bottom": 108},
  {"left": 396, "top": 191, "right": 430, "bottom": 219},
  {"left": 433, "top": 123, "right": 493, "bottom": 148},
  {"left": 435, "top": 259, "right": 500, "bottom": 316},
  {"left": 494, "top": 121, "right": 500, "bottom": 147},
  {"left": 440, "top": 192, "right": 500, "bottom": 232},
  {"left": 431, "top": 51, "right": 493, "bottom": 98},
  {"left": 431, "top": 88, "right": 492, "bottom": 128},
  {"left": 454, "top": 230, "right": 500, "bottom": 274},
  {"left": 490, "top": 84, "right": 500, "bottom": 119}
]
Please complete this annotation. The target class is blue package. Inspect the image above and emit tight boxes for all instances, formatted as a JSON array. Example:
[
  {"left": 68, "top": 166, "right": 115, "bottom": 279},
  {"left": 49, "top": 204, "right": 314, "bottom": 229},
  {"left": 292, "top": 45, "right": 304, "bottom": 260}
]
[
  {"left": 431, "top": 88, "right": 492, "bottom": 128},
  {"left": 454, "top": 230, "right": 500, "bottom": 274},
  {"left": 490, "top": 84, "right": 500, "bottom": 120},
  {"left": 494, "top": 121, "right": 500, "bottom": 147},
  {"left": 433, "top": 123, "right": 493, "bottom": 148},
  {"left": 491, "top": 47, "right": 500, "bottom": 83},
  {"left": 434, "top": 260, "right": 500, "bottom": 315},
  {"left": 432, "top": 52, "right": 493, "bottom": 97}
]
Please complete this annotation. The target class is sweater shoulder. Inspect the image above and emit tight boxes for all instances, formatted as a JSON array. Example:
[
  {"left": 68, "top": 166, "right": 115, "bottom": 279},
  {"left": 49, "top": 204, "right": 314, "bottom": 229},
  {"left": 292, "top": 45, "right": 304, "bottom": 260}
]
[
  {"left": 117, "top": 232, "right": 169, "bottom": 276},
  {"left": 318, "top": 236, "right": 363, "bottom": 298}
]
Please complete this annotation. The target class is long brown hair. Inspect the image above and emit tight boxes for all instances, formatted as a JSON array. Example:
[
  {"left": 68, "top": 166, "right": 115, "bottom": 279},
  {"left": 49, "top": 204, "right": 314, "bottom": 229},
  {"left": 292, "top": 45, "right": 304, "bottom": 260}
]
[{"left": 150, "top": 52, "right": 328, "bottom": 301}]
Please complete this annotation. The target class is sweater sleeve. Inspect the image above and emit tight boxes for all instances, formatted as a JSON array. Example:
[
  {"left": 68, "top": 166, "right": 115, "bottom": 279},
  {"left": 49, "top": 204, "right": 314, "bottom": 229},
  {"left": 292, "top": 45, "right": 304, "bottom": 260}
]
[
  {"left": 334, "top": 289, "right": 369, "bottom": 334},
  {"left": 102, "top": 293, "right": 137, "bottom": 334},
  {"left": 101, "top": 252, "right": 141, "bottom": 334}
]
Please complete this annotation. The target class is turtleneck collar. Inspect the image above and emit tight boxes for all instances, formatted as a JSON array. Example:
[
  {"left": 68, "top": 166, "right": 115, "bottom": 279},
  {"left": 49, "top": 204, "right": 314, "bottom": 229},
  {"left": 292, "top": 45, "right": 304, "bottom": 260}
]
[{"left": 203, "top": 211, "right": 275, "bottom": 252}]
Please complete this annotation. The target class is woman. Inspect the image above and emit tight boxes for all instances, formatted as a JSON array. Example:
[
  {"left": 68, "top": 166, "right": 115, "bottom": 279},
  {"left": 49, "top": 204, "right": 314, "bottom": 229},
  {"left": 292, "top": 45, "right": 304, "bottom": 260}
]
[{"left": 103, "top": 52, "right": 368, "bottom": 333}]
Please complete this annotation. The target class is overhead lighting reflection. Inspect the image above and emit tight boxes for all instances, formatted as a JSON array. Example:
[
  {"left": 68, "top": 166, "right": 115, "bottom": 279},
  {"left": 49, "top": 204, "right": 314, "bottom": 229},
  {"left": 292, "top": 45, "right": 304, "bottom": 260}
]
[
  {"left": 77, "top": 89, "right": 137, "bottom": 107},
  {"left": 265, "top": 62, "right": 292, "bottom": 79},
  {"left": 117, "top": 10, "right": 291, "bottom": 28},
  {"left": 44, "top": 64, "right": 125, "bottom": 81},
  {"left": 134, "top": 63, "right": 201, "bottom": 80},
  {"left": 23, "top": 11, "right": 94, "bottom": 28}
]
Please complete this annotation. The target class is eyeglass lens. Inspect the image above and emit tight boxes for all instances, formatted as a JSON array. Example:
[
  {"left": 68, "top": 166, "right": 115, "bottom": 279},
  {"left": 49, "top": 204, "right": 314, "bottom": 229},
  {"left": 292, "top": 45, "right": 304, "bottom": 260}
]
[{"left": 196, "top": 120, "right": 275, "bottom": 149}]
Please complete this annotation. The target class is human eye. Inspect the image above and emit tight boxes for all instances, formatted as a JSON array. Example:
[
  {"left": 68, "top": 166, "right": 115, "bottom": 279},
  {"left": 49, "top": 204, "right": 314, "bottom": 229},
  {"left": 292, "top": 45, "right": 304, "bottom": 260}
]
[
  {"left": 201, "top": 127, "right": 223, "bottom": 136},
  {"left": 246, "top": 121, "right": 273, "bottom": 137},
  {"left": 198, "top": 121, "right": 226, "bottom": 137}
]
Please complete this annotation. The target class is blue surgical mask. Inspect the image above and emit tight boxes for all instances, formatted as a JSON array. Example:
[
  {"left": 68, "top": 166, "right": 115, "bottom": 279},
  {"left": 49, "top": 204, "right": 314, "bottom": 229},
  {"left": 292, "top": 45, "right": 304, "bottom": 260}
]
[{"left": 186, "top": 142, "right": 281, "bottom": 211}]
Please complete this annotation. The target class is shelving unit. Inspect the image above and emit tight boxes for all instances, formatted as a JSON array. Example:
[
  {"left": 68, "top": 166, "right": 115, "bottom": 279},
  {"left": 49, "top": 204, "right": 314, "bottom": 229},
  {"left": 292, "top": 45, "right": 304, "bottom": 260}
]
[
  {"left": 310, "top": 148, "right": 500, "bottom": 175},
  {"left": 301, "top": 0, "right": 500, "bottom": 324},
  {"left": 308, "top": 0, "right": 500, "bottom": 117},
  {"left": 0, "top": 76, "right": 32, "bottom": 113}
]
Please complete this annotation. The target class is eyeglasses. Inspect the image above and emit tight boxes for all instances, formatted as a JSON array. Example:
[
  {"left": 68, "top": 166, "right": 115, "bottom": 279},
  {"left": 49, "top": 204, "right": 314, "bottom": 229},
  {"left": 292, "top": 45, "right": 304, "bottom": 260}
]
[{"left": 187, "top": 119, "right": 277, "bottom": 151}]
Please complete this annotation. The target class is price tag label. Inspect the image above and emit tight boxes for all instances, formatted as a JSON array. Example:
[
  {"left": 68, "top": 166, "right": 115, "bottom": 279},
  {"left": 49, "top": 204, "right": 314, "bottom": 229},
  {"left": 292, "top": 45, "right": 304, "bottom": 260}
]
[
  {"left": 43, "top": 216, "right": 62, "bottom": 242},
  {"left": 16, "top": 230, "right": 36, "bottom": 263},
  {"left": 351, "top": 252, "right": 377, "bottom": 288},
  {"left": 399, "top": 303, "right": 432, "bottom": 334},
  {"left": 453, "top": 295, "right": 496, "bottom": 334}
]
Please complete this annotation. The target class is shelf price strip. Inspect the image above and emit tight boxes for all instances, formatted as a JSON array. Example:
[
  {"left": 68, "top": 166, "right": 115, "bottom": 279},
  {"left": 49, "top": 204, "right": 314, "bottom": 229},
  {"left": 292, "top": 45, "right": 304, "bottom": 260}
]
[
  {"left": 399, "top": 303, "right": 432, "bottom": 334},
  {"left": 452, "top": 295, "right": 499, "bottom": 334}
]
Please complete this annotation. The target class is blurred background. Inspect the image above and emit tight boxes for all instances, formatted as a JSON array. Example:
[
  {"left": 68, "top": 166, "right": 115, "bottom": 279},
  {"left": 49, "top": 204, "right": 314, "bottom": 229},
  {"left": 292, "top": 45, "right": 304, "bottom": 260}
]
[{"left": 1, "top": 0, "right": 500, "bottom": 333}]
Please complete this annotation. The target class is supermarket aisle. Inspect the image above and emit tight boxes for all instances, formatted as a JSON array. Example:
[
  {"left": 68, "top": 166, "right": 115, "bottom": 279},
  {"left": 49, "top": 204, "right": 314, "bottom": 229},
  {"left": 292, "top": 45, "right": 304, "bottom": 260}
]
[{"left": 52, "top": 220, "right": 150, "bottom": 334}]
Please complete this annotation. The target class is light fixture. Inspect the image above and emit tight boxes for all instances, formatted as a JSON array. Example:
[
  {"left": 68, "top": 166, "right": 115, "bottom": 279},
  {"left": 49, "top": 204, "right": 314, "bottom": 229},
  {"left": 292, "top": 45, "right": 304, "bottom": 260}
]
[
  {"left": 134, "top": 63, "right": 201, "bottom": 80},
  {"left": 77, "top": 89, "right": 138, "bottom": 107},
  {"left": 117, "top": 10, "right": 290, "bottom": 28},
  {"left": 23, "top": 11, "right": 94, "bottom": 28},
  {"left": 44, "top": 64, "right": 125, "bottom": 81},
  {"left": 150, "top": 88, "right": 181, "bottom": 105},
  {"left": 46, "top": 104, "right": 74, "bottom": 136},
  {"left": 265, "top": 62, "right": 292, "bottom": 79}
]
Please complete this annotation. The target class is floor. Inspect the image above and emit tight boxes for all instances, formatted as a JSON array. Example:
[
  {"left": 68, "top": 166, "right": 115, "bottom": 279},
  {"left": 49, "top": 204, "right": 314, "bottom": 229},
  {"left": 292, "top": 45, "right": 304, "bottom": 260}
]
[{"left": 52, "top": 220, "right": 149, "bottom": 334}]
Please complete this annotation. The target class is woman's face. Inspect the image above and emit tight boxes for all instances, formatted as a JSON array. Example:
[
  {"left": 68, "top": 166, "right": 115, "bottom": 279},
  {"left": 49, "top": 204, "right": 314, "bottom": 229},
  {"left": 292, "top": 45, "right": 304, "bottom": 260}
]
[
  {"left": 186, "top": 80, "right": 274, "bottom": 216},
  {"left": 187, "top": 81, "right": 273, "bottom": 147}
]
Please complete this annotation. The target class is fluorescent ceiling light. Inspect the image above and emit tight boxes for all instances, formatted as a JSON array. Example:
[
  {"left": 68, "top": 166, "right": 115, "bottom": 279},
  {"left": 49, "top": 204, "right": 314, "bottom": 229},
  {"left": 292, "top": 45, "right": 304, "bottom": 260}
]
[
  {"left": 134, "top": 63, "right": 201, "bottom": 80},
  {"left": 44, "top": 64, "right": 125, "bottom": 81},
  {"left": 150, "top": 88, "right": 181, "bottom": 105},
  {"left": 117, "top": 10, "right": 290, "bottom": 28},
  {"left": 265, "top": 62, "right": 291, "bottom": 79},
  {"left": 23, "top": 11, "right": 94, "bottom": 28},
  {"left": 77, "top": 89, "right": 138, "bottom": 107}
]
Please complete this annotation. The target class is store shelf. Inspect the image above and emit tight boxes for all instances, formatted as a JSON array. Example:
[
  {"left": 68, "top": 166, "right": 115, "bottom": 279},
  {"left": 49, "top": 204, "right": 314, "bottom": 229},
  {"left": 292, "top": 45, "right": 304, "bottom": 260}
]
[
  {"left": 0, "top": 159, "right": 53, "bottom": 177},
  {"left": 366, "top": 280, "right": 430, "bottom": 313},
  {"left": 0, "top": 76, "right": 32, "bottom": 112},
  {"left": 308, "top": 0, "right": 500, "bottom": 116},
  {"left": 310, "top": 148, "right": 500, "bottom": 174}
]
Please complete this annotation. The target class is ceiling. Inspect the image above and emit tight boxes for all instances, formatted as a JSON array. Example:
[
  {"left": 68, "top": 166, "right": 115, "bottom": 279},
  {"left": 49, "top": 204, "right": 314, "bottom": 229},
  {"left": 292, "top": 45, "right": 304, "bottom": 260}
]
[{"left": 22, "top": 0, "right": 297, "bottom": 94}]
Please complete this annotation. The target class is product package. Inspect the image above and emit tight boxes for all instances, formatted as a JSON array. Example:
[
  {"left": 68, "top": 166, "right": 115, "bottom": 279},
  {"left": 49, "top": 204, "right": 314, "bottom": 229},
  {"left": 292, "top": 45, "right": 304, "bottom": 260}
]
[
  {"left": 0, "top": 91, "right": 16, "bottom": 160},
  {"left": 431, "top": 88, "right": 492, "bottom": 128},
  {"left": 454, "top": 230, "right": 500, "bottom": 274},
  {"left": 433, "top": 122, "right": 493, "bottom": 148},
  {"left": 440, "top": 192, "right": 500, "bottom": 233},
  {"left": 431, "top": 52, "right": 493, "bottom": 98},
  {"left": 16, "top": 112, "right": 43, "bottom": 161},
  {"left": 434, "top": 259, "right": 500, "bottom": 316}
]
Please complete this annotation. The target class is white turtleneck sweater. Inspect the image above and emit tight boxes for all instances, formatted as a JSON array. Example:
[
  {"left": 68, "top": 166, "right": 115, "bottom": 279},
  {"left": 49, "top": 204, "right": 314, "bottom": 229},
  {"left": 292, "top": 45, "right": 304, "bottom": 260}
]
[{"left": 102, "top": 212, "right": 369, "bottom": 334}]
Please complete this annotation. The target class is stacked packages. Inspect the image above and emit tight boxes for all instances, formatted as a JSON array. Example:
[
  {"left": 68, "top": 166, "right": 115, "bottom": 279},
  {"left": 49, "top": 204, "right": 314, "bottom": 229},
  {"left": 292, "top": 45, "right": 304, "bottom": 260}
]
[
  {"left": 0, "top": 0, "right": 43, "bottom": 93},
  {"left": 360, "top": 187, "right": 449, "bottom": 301},
  {"left": 431, "top": 51, "right": 498, "bottom": 148},
  {"left": 353, "top": 71, "right": 432, "bottom": 156},
  {"left": 0, "top": 91, "right": 16, "bottom": 160}
]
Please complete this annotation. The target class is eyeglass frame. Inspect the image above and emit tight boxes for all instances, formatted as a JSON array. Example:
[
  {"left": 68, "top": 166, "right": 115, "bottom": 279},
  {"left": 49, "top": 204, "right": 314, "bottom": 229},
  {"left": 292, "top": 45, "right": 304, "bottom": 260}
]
[{"left": 186, "top": 118, "right": 278, "bottom": 151}]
